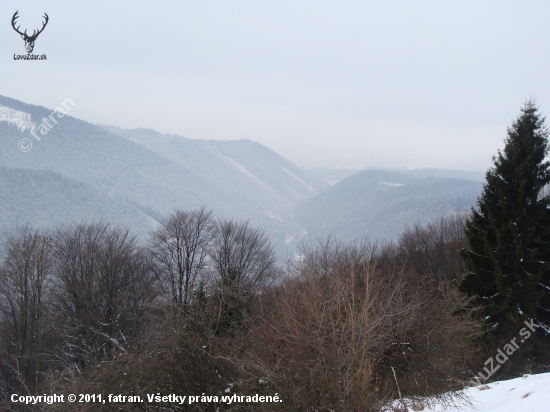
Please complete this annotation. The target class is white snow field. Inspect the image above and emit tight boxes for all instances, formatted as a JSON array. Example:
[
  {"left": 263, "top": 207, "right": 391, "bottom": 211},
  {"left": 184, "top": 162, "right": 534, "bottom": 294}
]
[
  {"left": 404, "top": 372, "right": 550, "bottom": 412},
  {"left": 0, "top": 105, "right": 33, "bottom": 131}
]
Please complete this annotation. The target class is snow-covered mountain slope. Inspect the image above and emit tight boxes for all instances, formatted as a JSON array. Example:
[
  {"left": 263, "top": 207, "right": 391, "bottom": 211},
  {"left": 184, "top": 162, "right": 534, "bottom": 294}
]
[{"left": 407, "top": 373, "right": 550, "bottom": 412}]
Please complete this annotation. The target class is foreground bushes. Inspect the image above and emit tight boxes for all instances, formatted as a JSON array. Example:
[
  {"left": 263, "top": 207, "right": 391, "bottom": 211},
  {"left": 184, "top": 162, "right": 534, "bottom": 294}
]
[
  {"left": 243, "top": 239, "right": 479, "bottom": 411},
  {"left": 0, "top": 212, "right": 481, "bottom": 411}
]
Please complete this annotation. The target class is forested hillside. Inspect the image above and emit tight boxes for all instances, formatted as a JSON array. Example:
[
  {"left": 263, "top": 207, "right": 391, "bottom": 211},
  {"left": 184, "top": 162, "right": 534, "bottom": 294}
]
[
  {"left": 0, "top": 166, "right": 156, "bottom": 241},
  {"left": 293, "top": 170, "right": 483, "bottom": 242}
]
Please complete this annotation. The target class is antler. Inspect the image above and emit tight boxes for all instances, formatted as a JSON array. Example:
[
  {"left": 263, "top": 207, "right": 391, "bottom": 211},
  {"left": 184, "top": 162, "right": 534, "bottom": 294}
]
[
  {"left": 29, "top": 13, "right": 49, "bottom": 39},
  {"left": 11, "top": 11, "right": 27, "bottom": 37}
]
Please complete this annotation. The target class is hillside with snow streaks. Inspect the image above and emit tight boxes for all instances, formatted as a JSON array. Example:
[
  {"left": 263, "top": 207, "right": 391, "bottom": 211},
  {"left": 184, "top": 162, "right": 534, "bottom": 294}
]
[{"left": 100, "top": 124, "right": 327, "bottom": 208}]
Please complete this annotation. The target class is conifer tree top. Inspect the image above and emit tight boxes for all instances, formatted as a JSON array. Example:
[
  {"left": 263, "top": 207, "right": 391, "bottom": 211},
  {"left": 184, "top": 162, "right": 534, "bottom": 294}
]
[
  {"left": 460, "top": 99, "right": 550, "bottom": 339},
  {"left": 497, "top": 99, "right": 550, "bottom": 181}
]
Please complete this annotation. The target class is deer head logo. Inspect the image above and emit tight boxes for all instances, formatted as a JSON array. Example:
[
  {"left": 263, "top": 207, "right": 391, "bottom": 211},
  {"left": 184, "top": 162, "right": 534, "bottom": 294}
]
[{"left": 11, "top": 11, "right": 49, "bottom": 54}]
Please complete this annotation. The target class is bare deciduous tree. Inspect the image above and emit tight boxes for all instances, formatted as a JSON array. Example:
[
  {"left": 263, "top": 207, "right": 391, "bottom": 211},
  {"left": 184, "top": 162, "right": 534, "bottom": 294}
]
[
  {"left": 208, "top": 219, "right": 277, "bottom": 337},
  {"left": 0, "top": 228, "right": 54, "bottom": 395},
  {"left": 150, "top": 208, "right": 214, "bottom": 307},
  {"left": 53, "top": 223, "right": 156, "bottom": 371},
  {"left": 210, "top": 219, "right": 276, "bottom": 290}
]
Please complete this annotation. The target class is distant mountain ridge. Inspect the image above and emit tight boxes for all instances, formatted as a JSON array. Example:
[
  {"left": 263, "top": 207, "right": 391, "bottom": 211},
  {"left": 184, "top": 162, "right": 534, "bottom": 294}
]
[
  {"left": 0, "top": 94, "right": 485, "bottom": 257},
  {"left": 0, "top": 95, "right": 325, "bottom": 257},
  {"left": 308, "top": 167, "right": 486, "bottom": 186},
  {"left": 292, "top": 169, "right": 483, "bottom": 242},
  {"left": 100, "top": 125, "right": 327, "bottom": 209}
]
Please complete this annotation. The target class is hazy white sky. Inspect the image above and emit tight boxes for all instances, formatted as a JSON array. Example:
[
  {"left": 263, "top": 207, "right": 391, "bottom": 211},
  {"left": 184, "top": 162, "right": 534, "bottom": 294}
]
[{"left": 2, "top": 1, "right": 549, "bottom": 170}]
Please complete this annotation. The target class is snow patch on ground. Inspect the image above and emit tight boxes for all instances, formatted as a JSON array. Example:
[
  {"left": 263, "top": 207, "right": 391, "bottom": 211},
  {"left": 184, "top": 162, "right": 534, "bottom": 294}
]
[
  {"left": 380, "top": 181, "right": 405, "bottom": 187},
  {"left": 405, "top": 373, "right": 550, "bottom": 412},
  {"left": 267, "top": 210, "right": 282, "bottom": 222},
  {"left": 0, "top": 105, "right": 34, "bottom": 131}
]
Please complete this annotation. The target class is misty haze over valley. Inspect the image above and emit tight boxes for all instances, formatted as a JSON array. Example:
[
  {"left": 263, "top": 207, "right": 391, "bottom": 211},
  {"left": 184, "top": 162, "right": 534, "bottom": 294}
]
[{"left": 0, "top": 95, "right": 483, "bottom": 259}]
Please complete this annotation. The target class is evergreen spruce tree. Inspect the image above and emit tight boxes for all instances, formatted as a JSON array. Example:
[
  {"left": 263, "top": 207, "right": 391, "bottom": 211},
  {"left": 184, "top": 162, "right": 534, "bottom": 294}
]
[{"left": 460, "top": 100, "right": 550, "bottom": 338}]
